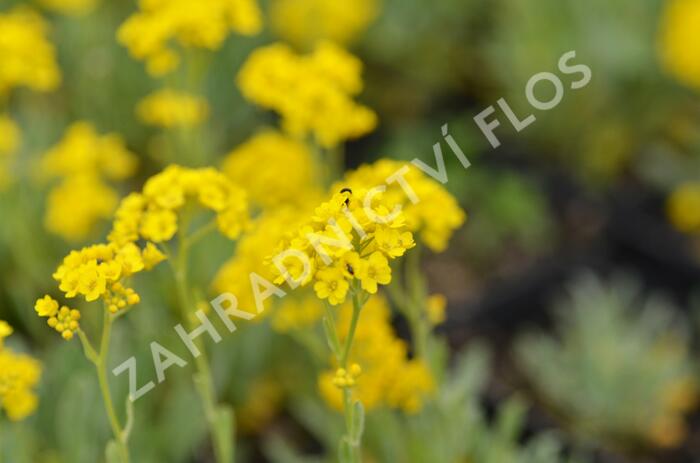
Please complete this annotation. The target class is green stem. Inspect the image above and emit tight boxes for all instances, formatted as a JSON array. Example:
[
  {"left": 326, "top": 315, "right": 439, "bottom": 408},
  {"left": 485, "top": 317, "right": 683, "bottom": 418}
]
[
  {"left": 79, "top": 313, "right": 130, "bottom": 462},
  {"left": 173, "top": 237, "right": 233, "bottom": 463},
  {"left": 322, "top": 287, "right": 366, "bottom": 463}
]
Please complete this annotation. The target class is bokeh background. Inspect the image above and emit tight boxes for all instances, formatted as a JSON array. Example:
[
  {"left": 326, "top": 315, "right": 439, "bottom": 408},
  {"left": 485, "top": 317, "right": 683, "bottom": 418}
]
[{"left": 1, "top": 0, "right": 700, "bottom": 462}]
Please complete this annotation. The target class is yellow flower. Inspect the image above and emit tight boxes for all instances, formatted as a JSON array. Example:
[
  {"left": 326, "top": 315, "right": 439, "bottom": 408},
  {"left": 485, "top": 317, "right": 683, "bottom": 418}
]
[
  {"left": 659, "top": 0, "right": 700, "bottom": 90},
  {"left": 0, "top": 7, "right": 61, "bottom": 96},
  {"left": 668, "top": 182, "right": 700, "bottom": 234},
  {"left": 314, "top": 266, "right": 350, "bottom": 306},
  {"left": 270, "top": 0, "right": 379, "bottom": 49},
  {"left": 136, "top": 89, "right": 209, "bottom": 128},
  {"left": 237, "top": 42, "right": 377, "bottom": 147},
  {"left": 76, "top": 260, "right": 107, "bottom": 302},
  {"left": 142, "top": 242, "right": 166, "bottom": 270},
  {"left": 34, "top": 295, "right": 59, "bottom": 317},
  {"left": 354, "top": 251, "right": 391, "bottom": 294},
  {"left": 140, "top": 208, "right": 178, "bottom": 243},
  {"left": 117, "top": 0, "right": 262, "bottom": 76}
]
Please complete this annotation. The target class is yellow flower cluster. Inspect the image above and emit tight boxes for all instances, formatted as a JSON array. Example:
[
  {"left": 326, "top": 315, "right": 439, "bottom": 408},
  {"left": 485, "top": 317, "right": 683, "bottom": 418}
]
[
  {"left": 318, "top": 296, "right": 434, "bottom": 413},
  {"left": 35, "top": 241, "right": 163, "bottom": 339},
  {"left": 237, "top": 42, "right": 377, "bottom": 148},
  {"left": 668, "top": 182, "right": 700, "bottom": 234},
  {"left": 659, "top": 0, "right": 700, "bottom": 90},
  {"left": 221, "top": 130, "right": 322, "bottom": 210},
  {"left": 137, "top": 88, "right": 209, "bottom": 128},
  {"left": 273, "top": 189, "right": 416, "bottom": 306},
  {"left": 0, "top": 7, "right": 60, "bottom": 96},
  {"left": 270, "top": 0, "right": 379, "bottom": 49},
  {"left": 339, "top": 159, "right": 466, "bottom": 252},
  {"left": 117, "top": 0, "right": 262, "bottom": 76},
  {"left": 0, "top": 321, "right": 41, "bottom": 421},
  {"left": 0, "top": 115, "right": 20, "bottom": 189},
  {"left": 109, "top": 165, "right": 250, "bottom": 246},
  {"left": 39, "top": 0, "right": 98, "bottom": 16},
  {"left": 40, "top": 122, "right": 138, "bottom": 241}
]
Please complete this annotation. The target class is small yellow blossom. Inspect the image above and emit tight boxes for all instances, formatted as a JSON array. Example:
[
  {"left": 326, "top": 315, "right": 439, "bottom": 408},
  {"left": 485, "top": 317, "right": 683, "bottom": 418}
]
[
  {"left": 314, "top": 266, "right": 350, "bottom": 305},
  {"left": 136, "top": 89, "right": 209, "bottom": 128},
  {"left": 354, "top": 251, "right": 391, "bottom": 294},
  {"left": 34, "top": 295, "right": 59, "bottom": 317}
]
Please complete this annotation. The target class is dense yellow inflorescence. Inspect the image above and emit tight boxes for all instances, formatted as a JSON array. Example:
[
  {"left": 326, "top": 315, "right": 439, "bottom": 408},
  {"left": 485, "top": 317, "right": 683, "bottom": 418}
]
[
  {"left": 659, "top": 0, "right": 700, "bottom": 90},
  {"left": 0, "top": 321, "right": 41, "bottom": 421},
  {"left": 339, "top": 159, "right": 466, "bottom": 252},
  {"left": 237, "top": 42, "right": 377, "bottom": 148},
  {"left": 117, "top": 0, "right": 262, "bottom": 76},
  {"left": 40, "top": 122, "right": 139, "bottom": 241},
  {"left": 318, "top": 296, "right": 434, "bottom": 413},
  {"left": 272, "top": 188, "right": 415, "bottom": 306},
  {"left": 269, "top": 0, "right": 379, "bottom": 49},
  {"left": 0, "top": 7, "right": 60, "bottom": 96},
  {"left": 137, "top": 88, "right": 210, "bottom": 128}
]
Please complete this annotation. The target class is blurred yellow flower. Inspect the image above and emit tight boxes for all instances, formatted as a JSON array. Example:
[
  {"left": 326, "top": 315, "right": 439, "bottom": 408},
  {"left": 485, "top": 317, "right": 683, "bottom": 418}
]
[
  {"left": 667, "top": 182, "right": 700, "bottom": 234},
  {"left": 659, "top": 0, "right": 700, "bottom": 90},
  {"left": 118, "top": 0, "right": 262, "bottom": 77},
  {"left": 136, "top": 88, "right": 209, "bottom": 128},
  {"left": 318, "top": 296, "right": 434, "bottom": 413},
  {"left": 0, "top": 321, "right": 41, "bottom": 421},
  {"left": 270, "top": 0, "right": 379, "bottom": 49},
  {"left": 237, "top": 42, "right": 377, "bottom": 148},
  {"left": 39, "top": 0, "right": 98, "bottom": 16},
  {"left": 221, "top": 130, "right": 322, "bottom": 209},
  {"left": 40, "top": 122, "right": 138, "bottom": 241},
  {"left": 0, "top": 7, "right": 60, "bottom": 96}
]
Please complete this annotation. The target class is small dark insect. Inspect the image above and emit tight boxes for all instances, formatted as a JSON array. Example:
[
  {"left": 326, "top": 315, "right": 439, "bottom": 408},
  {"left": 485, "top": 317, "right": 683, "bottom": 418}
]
[
  {"left": 340, "top": 187, "right": 352, "bottom": 206},
  {"left": 346, "top": 264, "right": 355, "bottom": 276}
]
